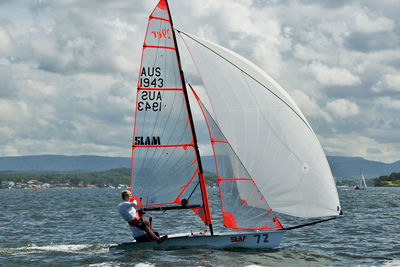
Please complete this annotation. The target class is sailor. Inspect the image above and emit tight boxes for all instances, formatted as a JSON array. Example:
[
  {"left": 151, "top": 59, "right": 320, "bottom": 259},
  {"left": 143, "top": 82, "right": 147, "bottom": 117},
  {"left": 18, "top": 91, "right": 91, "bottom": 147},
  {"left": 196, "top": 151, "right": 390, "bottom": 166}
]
[{"left": 118, "top": 190, "right": 167, "bottom": 243}]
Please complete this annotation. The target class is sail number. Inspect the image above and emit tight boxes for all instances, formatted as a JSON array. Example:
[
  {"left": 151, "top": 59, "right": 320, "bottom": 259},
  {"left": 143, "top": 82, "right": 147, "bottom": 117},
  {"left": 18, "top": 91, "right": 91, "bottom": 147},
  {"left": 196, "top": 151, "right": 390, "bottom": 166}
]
[
  {"left": 140, "top": 77, "right": 163, "bottom": 88},
  {"left": 151, "top": 28, "right": 171, "bottom": 39},
  {"left": 137, "top": 91, "right": 162, "bottom": 112},
  {"left": 253, "top": 234, "right": 269, "bottom": 243},
  {"left": 140, "top": 67, "right": 163, "bottom": 88}
]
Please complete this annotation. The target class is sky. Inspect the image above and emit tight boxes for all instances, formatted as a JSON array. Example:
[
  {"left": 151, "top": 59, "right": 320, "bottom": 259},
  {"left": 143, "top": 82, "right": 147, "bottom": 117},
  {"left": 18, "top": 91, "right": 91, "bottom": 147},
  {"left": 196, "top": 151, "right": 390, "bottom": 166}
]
[{"left": 0, "top": 0, "right": 399, "bottom": 163}]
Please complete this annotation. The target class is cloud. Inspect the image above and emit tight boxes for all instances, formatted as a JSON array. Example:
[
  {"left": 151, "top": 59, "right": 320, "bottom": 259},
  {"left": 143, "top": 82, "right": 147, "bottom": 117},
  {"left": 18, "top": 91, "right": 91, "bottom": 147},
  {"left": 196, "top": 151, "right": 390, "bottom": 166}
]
[
  {"left": 350, "top": 9, "right": 395, "bottom": 33},
  {"left": 375, "top": 97, "right": 400, "bottom": 110},
  {"left": 372, "top": 74, "right": 400, "bottom": 92},
  {"left": 309, "top": 62, "right": 361, "bottom": 87},
  {"left": 326, "top": 99, "right": 359, "bottom": 118}
]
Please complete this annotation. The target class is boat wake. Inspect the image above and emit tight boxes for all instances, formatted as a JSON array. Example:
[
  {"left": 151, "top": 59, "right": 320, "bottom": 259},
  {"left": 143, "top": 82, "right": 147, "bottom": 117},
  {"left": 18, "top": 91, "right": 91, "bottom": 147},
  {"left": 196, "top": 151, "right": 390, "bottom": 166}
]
[{"left": 1, "top": 243, "right": 108, "bottom": 255}]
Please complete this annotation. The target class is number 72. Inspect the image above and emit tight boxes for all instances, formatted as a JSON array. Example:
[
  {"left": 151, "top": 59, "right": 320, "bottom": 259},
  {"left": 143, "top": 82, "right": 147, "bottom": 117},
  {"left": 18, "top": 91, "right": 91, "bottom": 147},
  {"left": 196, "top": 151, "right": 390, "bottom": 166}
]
[{"left": 254, "top": 234, "right": 269, "bottom": 243}]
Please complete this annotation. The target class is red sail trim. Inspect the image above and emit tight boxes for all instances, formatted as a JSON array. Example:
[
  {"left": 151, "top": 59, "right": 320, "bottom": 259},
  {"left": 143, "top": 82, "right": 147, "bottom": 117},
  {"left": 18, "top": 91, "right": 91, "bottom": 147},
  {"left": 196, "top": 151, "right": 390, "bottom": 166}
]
[
  {"left": 273, "top": 216, "right": 283, "bottom": 228},
  {"left": 191, "top": 207, "right": 207, "bottom": 224},
  {"left": 232, "top": 225, "right": 283, "bottom": 231},
  {"left": 144, "top": 45, "right": 175, "bottom": 50},
  {"left": 219, "top": 178, "right": 253, "bottom": 182},
  {"left": 177, "top": 169, "right": 199, "bottom": 200},
  {"left": 149, "top": 16, "right": 170, "bottom": 23},
  {"left": 132, "top": 144, "right": 193, "bottom": 148},
  {"left": 130, "top": 147, "right": 134, "bottom": 191},
  {"left": 131, "top": 84, "right": 141, "bottom": 192},
  {"left": 150, "top": 0, "right": 169, "bottom": 17},
  {"left": 154, "top": 0, "right": 168, "bottom": 11},
  {"left": 212, "top": 139, "right": 229, "bottom": 144}
]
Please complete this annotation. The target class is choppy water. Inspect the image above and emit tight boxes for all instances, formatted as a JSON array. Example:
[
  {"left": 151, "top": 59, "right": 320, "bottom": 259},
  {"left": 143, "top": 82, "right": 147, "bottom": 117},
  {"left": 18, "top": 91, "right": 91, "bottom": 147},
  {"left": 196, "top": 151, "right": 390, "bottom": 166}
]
[{"left": 0, "top": 187, "right": 399, "bottom": 266}]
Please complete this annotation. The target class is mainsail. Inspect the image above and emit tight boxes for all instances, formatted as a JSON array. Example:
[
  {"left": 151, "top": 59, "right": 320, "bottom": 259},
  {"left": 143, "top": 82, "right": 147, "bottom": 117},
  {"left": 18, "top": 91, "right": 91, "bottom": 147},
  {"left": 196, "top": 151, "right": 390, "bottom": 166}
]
[
  {"left": 131, "top": 0, "right": 211, "bottom": 230},
  {"left": 179, "top": 31, "right": 341, "bottom": 218}
]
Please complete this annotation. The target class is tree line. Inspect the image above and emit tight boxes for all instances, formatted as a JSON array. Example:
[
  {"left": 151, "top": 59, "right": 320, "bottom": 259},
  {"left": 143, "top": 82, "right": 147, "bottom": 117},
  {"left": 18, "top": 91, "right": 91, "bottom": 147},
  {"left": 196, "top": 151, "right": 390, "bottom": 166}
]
[
  {"left": 0, "top": 168, "right": 218, "bottom": 188},
  {"left": 374, "top": 172, "right": 400, "bottom": 187}
]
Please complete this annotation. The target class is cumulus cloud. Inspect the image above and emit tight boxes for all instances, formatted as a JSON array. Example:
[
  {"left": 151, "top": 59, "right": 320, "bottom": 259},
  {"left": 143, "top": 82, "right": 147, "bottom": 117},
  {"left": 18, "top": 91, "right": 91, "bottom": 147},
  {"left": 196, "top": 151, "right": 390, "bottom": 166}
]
[
  {"left": 375, "top": 97, "right": 400, "bottom": 110},
  {"left": 326, "top": 99, "right": 359, "bottom": 118},
  {"left": 309, "top": 62, "right": 361, "bottom": 87},
  {"left": 350, "top": 9, "right": 395, "bottom": 33},
  {"left": 372, "top": 74, "right": 400, "bottom": 92}
]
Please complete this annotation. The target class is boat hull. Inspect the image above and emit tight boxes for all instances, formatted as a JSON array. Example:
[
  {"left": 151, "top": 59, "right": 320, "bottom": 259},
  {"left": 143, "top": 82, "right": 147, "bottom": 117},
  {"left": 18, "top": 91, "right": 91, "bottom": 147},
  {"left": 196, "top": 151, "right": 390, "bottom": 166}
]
[{"left": 109, "top": 230, "right": 285, "bottom": 251}]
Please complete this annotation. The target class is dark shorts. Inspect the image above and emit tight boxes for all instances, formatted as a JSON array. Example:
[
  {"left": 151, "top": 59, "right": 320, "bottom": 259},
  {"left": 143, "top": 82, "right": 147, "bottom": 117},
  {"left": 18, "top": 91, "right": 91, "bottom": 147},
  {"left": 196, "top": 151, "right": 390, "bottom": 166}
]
[
  {"left": 135, "top": 231, "right": 160, "bottom": 243},
  {"left": 136, "top": 218, "right": 146, "bottom": 230}
]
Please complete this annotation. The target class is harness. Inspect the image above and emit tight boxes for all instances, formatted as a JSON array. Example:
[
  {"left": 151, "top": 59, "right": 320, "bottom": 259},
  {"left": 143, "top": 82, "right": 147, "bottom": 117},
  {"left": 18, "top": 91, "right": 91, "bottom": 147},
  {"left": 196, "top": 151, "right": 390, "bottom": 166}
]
[{"left": 128, "top": 211, "right": 140, "bottom": 226}]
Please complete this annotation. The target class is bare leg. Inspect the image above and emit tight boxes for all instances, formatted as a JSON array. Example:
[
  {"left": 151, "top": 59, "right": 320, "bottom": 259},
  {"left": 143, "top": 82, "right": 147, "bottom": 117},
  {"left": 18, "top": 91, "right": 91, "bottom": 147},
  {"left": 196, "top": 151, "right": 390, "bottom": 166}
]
[{"left": 145, "top": 226, "right": 159, "bottom": 241}]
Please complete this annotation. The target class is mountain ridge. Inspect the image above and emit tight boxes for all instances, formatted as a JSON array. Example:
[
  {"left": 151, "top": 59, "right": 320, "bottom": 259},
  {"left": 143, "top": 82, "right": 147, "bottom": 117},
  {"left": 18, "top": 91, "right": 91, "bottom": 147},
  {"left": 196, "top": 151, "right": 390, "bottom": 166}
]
[{"left": 1, "top": 154, "right": 399, "bottom": 178}]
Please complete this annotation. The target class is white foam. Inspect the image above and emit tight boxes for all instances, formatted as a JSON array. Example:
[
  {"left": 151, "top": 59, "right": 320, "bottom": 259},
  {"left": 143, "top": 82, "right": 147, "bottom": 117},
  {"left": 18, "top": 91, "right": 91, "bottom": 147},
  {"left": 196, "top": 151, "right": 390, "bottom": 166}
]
[
  {"left": 26, "top": 244, "right": 90, "bottom": 252},
  {"left": 382, "top": 259, "right": 400, "bottom": 267}
]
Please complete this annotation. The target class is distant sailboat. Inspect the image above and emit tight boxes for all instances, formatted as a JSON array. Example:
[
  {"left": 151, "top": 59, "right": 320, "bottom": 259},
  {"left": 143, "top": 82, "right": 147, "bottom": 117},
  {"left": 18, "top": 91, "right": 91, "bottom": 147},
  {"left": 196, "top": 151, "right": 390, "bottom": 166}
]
[
  {"left": 110, "top": 0, "right": 341, "bottom": 250},
  {"left": 354, "top": 169, "right": 367, "bottom": 190}
]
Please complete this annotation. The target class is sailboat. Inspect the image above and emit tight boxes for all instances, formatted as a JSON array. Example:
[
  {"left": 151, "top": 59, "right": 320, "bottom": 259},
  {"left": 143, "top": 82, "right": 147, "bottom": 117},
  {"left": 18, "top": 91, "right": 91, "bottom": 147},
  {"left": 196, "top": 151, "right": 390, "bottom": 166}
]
[
  {"left": 110, "top": 0, "right": 341, "bottom": 250},
  {"left": 354, "top": 169, "right": 367, "bottom": 190}
]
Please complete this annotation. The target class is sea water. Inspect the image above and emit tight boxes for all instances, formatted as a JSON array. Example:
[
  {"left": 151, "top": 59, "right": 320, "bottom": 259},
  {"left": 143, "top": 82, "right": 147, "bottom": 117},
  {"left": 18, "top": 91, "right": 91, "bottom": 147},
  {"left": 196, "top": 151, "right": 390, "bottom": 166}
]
[{"left": 0, "top": 187, "right": 399, "bottom": 266}]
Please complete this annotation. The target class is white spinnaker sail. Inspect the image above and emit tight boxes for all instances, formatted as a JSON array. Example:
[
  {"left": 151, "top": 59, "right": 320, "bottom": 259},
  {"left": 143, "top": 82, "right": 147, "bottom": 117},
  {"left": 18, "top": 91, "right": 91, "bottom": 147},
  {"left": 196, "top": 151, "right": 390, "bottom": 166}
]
[{"left": 179, "top": 31, "right": 341, "bottom": 218}]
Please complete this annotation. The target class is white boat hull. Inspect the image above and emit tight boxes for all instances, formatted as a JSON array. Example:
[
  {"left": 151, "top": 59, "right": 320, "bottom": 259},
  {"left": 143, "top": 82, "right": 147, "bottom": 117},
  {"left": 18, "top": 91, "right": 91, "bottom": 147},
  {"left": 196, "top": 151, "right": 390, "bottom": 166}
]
[{"left": 110, "top": 230, "right": 285, "bottom": 251}]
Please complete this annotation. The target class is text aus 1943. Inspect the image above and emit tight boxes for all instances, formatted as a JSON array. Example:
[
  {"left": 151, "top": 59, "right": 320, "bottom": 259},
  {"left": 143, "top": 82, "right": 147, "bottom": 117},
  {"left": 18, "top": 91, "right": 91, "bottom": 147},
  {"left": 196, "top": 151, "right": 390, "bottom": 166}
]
[{"left": 138, "top": 67, "right": 163, "bottom": 112}]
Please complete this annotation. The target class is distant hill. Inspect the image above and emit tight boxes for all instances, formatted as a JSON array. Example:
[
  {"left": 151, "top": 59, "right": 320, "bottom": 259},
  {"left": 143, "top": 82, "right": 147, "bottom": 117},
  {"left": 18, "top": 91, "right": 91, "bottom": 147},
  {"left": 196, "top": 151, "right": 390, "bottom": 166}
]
[
  {"left": 1, "top": 154, "right": 400, "bottom": 178},
  {"left": 0, "top": 155, "right": 130, "bottom": 172},
  {"left": 327, "top": 156, "right": 400, "bottom": 178}
]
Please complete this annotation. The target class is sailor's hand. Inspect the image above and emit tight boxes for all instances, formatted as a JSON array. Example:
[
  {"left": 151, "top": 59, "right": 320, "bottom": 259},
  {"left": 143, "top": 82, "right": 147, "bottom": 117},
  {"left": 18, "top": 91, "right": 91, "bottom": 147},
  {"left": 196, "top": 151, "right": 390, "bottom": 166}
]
[{"left": 132, "top": 200, "right": 137, "bottom": 206}]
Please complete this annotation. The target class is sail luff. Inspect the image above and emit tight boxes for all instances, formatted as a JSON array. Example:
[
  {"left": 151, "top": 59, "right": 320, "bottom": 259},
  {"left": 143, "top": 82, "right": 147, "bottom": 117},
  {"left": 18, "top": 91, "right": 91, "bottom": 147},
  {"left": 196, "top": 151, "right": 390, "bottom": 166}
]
[{"left": 164, "top": 0, "right": 214, "bottom": 235}]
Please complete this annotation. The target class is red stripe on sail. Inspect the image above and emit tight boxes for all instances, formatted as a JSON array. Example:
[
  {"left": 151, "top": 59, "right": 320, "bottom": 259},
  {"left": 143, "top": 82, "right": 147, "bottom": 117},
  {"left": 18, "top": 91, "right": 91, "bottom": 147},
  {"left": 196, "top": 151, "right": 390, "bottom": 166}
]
[
  {"left": 149, "top": 16, "right": 170, "bottom": 23},
  {"left": 211, "top": 139, "right": 229, "bottom": 144},
  {"left": 144, "top": 44, "right": 175, "bottom": 50},
  {"left": 177, "top": 169, "right": 199, "bottom": 201},
  {"left": 132, "top": 144, "right": 193, "bottom": 148},
  {"left": 219, "top": 178, "right": 253, "bottom": 182}
]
